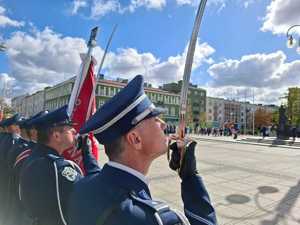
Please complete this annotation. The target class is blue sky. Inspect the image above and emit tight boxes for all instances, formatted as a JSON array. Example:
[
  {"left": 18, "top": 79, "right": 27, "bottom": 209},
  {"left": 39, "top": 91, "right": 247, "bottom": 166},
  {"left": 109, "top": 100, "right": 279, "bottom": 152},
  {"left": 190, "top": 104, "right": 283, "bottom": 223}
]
[{"left": 0, "top": 0, "right": 300, "bottom": 105}]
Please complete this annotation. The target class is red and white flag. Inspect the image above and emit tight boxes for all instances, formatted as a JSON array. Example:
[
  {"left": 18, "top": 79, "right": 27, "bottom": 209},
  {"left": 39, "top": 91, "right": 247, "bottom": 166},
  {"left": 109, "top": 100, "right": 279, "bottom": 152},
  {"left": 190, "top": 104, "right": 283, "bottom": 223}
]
[{"left": 64, "top": 27, "right": 99, "bottom": 172}]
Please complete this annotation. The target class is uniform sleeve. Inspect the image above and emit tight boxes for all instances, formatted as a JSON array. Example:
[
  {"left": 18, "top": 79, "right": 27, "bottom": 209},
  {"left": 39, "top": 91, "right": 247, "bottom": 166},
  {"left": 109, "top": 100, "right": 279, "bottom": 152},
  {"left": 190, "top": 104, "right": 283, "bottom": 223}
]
[
  {"left": 82, "top": 148, "right": 101, "bottom": 175},
  {"left": 20, "top": 158, "right": 60, "bottom": 224},
  {"left": 20, "top": 157, "right": 85, "bottom": 225},
  {"left": 181, "top": 175, "right": 218, "bottom": 225}
]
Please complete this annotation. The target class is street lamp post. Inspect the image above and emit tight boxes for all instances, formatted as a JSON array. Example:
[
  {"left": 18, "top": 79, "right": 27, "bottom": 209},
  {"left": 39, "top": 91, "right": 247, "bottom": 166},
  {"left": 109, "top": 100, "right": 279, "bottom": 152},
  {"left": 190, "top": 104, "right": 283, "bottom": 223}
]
[{"left": 286, "top": 25, "right": 300, "bottom": 53}]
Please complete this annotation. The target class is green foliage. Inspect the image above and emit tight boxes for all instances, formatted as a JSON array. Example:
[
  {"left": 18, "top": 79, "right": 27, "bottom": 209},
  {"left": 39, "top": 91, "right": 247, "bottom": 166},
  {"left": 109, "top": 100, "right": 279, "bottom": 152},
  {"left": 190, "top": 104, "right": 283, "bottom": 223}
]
[
  {"left": 0, "top": 97, "right": 14, "bottom": 119},
  {"left": 272, "top": 110, "right": 279, "bottom": 124},
  {"left": 287, "top": 87, "right": 300, "bottom": 126}
]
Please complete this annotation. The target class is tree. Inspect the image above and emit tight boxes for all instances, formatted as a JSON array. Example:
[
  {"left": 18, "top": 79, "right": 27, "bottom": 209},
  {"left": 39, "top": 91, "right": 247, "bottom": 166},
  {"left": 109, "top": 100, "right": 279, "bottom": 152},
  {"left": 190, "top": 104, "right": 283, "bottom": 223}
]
[
  {"left": 254, "top": 108, "right": 273, "bottom": 128},
  {"left": 272, "top": 110, "right": 279, "bottom": 125},
  {"left": 287, "top": 87, "right": 300, "bottom": 126},
  {"left": 199, "top": 112, "right": 206, "bottom": 127},
  {"left": 0, "top": 97, "right": 14, "bottom": 120},
  {"left": 186, "top": 100, "right": 194, "bottom": 128}
]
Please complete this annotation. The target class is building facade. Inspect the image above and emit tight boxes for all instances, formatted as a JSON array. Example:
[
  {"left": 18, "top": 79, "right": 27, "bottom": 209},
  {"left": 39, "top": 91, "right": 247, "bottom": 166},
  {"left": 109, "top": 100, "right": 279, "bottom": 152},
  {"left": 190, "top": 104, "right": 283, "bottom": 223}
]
[
  {"left": 206, "top": 97, "right": 225, "bottom": 128},
  {"left": 12, "top": 76, "right": 181, "bottom": 125},
  {"left": 162, "top": 81, "right": 206, "bottom": 128},
  {"left": 11, "top": 76, "right": 279, "bottom": 131}
]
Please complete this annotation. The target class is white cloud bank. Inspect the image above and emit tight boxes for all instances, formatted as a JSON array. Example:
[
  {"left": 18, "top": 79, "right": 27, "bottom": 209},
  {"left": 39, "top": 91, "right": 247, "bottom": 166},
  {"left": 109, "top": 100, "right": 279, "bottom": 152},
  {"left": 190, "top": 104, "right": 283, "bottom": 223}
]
[
  {"left": 4, "top": 27, "right": 214, "bottom": 97},
  {"left": 0, "top": 5, "right": 24, "bottom": 28},
  {"left": 207, "top": 51, "right": 300, "bottom": 104},
  {"left": 70, "top": 0, "right": 166, "bottom": 18},
  {"left": 261, "top": 0, "right": 300, "bottom": 35}
]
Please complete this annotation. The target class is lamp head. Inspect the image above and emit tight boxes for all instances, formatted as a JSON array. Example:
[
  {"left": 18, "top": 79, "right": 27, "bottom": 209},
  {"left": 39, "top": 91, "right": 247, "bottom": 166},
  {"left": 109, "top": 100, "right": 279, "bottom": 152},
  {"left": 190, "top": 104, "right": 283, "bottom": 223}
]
[{"left": 287, "top": 35, "right": 295, "bottom": 48}]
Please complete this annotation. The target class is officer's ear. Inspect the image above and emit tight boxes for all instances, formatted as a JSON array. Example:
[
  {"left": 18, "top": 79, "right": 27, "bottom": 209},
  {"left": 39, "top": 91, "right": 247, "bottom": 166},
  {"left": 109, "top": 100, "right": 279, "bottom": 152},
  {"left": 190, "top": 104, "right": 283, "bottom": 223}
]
[
  {"left": 51, "top": 127, "right": 62, "bottom": 142},
  {"left": 51, "top": 130, "right": 60, "bottom": 141},
  {"left": 125, "top": 130, "right": 142, "bottom": 151}
]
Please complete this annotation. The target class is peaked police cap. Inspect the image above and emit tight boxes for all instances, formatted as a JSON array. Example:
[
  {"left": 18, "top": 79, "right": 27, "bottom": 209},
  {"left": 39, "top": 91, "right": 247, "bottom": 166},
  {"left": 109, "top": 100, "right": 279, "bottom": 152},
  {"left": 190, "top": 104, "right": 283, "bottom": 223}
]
[{"left": 80, "top": 75, "right": 165, "bottom": 144}]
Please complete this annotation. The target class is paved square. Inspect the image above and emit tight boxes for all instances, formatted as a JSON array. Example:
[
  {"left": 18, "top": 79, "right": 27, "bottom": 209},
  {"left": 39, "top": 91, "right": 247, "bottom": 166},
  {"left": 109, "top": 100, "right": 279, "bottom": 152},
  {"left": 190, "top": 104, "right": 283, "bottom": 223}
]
[{"left": 98, "top": 139, "right": 300, "bottom": 225}]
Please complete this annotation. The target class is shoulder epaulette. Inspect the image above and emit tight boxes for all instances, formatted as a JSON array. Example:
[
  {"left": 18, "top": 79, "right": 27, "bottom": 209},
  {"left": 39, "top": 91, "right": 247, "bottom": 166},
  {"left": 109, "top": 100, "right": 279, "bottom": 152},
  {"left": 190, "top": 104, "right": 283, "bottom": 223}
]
[
  {"left": 46, "top": 154, "right": 61, "bottom": 161},
  {"left": 129, "top": 192, "right": 170, "bottom": 213}
]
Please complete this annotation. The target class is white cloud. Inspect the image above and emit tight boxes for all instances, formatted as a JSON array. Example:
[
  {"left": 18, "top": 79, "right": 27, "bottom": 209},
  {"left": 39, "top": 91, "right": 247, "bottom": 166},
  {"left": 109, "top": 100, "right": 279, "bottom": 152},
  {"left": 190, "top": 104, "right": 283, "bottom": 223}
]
[
  {"left": 208, "top": 51, "right": 287, "bottom": 88},
  {"left": 71, "top": 0, "right": 166, "bottom": 18},
  {"left": 176, "top": 0, "right": 226, "bottom": 11},
  {"left": 127, "top": 0, "right": 166, "bottom": 11},
  {"left": 71, "top": 0, "right": 88, "bottom": 15},
  {"left": 4, "top": 26, "right": 215, "bottom": 97},
  {"left": 261, "top": 0, "right": 300, "bottom": 35},
  {"left": 91, "top": 0, "right": 120, "bottom": 18},
  {"left": 0, "top": 73, "right": 15, "bottom": 99},
  {"left": 0, "top": 5, "right": 24, "bottom": 28},
  {"left": 5, "top": 27, "right": 91, "bottom": 95},
  {"left": 121, "top": 0, "right": 167, "bottom": 11},
  {"left": 207, "top": 51, "right": 300, "bottom": 104},
  {"left": 204, "top": 85, "right": 286, "bottom": 105},
  {"left": 105, "top": 39, "right": 215, "bottom": 86}
]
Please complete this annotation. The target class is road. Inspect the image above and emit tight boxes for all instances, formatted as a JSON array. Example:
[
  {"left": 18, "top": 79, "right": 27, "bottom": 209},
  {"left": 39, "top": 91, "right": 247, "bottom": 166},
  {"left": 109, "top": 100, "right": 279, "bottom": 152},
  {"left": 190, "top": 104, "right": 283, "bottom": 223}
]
[{"left": 98, "top": 139, "right": 300, "bottom": 225}]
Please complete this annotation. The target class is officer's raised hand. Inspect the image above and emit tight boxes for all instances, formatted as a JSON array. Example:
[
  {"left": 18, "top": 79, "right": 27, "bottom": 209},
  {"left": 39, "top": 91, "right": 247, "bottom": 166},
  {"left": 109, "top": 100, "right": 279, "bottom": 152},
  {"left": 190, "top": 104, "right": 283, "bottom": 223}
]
[
  {"left": 76, "top": 135, "right": 91, "bottom": 153},
  {"left": 168, "top": 137, "right": 198, "bottom": 180}
]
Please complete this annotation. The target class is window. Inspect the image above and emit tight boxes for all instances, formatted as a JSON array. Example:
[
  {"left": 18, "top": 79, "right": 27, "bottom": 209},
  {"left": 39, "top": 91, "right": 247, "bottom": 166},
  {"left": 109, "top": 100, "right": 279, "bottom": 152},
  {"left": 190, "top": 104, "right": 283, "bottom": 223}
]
[
  {"left": 171, "top": 107, "right": 176, "bottom": 116},
  {"left": 105, "top": 87, "right": 109, "bottom": 96},
  {"left": 165, "top": 107, "right": 169, "bottom": 115}
]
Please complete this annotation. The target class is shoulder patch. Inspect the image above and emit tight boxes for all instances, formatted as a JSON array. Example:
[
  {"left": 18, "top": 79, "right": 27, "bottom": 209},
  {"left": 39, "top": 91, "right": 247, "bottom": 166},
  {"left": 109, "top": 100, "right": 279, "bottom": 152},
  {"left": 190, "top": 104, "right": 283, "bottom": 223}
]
[{"left": 61, "top": 166, "right": 78, "bottom": 181}]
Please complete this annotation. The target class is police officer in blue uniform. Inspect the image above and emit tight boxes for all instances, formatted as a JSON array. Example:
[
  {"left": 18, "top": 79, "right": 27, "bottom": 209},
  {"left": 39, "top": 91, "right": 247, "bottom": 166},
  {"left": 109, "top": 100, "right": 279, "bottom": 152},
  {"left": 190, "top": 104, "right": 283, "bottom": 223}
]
[
  {"left": 19, "top": 105, "right": 101, "bottom": 225},
  {"left": 0, "top": 114, "right": 23, "bottom": 224},
  {"left": 0, "top": 120, "right": 6, "bottom": 141},
  {"left": 68, "top": 75, "right": 218, "bottom": 225},
  {"left": 5, "top": 111, "right": 48, "bottom": 225},
  {"left": 5, "top": 117, "right": 31, "bottom": 225}
]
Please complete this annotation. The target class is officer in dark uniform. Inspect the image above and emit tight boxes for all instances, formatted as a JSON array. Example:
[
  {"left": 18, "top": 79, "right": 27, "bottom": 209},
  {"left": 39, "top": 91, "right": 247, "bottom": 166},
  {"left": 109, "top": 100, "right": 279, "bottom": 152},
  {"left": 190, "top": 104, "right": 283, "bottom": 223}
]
[
  {"left": 19, "top": 105, "right": 101, "bottom": 225},
  {"left": 5, "top": 111, "right": 48, "bottom": 225},
  {"left": 0, "top": 114, "right": 22, "bottom": 224},
  {"left": 5, "top": 117, "right": 30, "bottom": 225},
  {"left": 68, "top": 75, "right": 218, "bottom": 225},
  {"left": 0, "top": 120, "right": 6, "bottom": 142}
]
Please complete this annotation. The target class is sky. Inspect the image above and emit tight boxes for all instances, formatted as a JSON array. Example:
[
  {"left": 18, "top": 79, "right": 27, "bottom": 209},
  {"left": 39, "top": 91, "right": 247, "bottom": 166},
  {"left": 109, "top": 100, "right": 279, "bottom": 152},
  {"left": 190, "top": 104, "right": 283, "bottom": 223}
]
[{"left": 0, "top": 0, "right": 300, "bottom": 105}]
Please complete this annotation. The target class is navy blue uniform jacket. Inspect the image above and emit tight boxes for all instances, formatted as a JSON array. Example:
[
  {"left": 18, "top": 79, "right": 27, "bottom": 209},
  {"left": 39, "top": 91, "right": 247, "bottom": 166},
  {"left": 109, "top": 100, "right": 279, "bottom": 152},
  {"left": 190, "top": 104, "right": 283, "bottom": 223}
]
[
  {"left": 0, "top": 133, "right": 20, "bottom": 223},
  {"left": 6, "top": 139, "right": 35, "bottom": 225},
  {"left": 68, "top": 164, "right": 218, "bottom": 225},
  {"left": 19, "top": 143, "right": 101, "bottom": 225}
]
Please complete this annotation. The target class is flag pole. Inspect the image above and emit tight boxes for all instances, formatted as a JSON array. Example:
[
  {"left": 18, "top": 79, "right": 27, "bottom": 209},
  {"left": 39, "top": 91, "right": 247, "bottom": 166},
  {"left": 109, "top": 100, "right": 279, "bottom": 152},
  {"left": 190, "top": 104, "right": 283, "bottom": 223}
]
[{"left": 68, "top": 27, "right": 99, "bottom": 117}]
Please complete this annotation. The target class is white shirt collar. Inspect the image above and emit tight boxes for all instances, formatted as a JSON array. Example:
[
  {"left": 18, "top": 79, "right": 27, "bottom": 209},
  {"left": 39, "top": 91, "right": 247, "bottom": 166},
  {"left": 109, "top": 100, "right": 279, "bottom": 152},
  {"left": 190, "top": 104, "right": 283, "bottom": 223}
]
[{"left": 107, "top": 161, "right": 149, "bottom": 185}]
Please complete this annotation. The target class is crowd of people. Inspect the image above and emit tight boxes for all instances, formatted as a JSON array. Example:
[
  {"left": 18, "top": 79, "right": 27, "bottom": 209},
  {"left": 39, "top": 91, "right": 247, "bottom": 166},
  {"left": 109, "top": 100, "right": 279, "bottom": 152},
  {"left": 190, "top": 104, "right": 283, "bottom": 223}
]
[
  {"left": 0, "top": 75, "right": 218, "bottom": 225},
  {"left": 165, "top": 124, "right": 240, "bottom": 139}
]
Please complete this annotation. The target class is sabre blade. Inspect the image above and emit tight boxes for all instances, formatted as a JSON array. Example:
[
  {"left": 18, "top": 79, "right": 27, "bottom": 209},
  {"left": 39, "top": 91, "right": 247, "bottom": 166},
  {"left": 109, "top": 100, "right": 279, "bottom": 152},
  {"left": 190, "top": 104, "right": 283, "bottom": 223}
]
[
  {"left": 179, "top": 0, "right": 207, "bottom": 139},
  {"left": 97, "top": 24, "right": 118, "bottom": 78}
]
